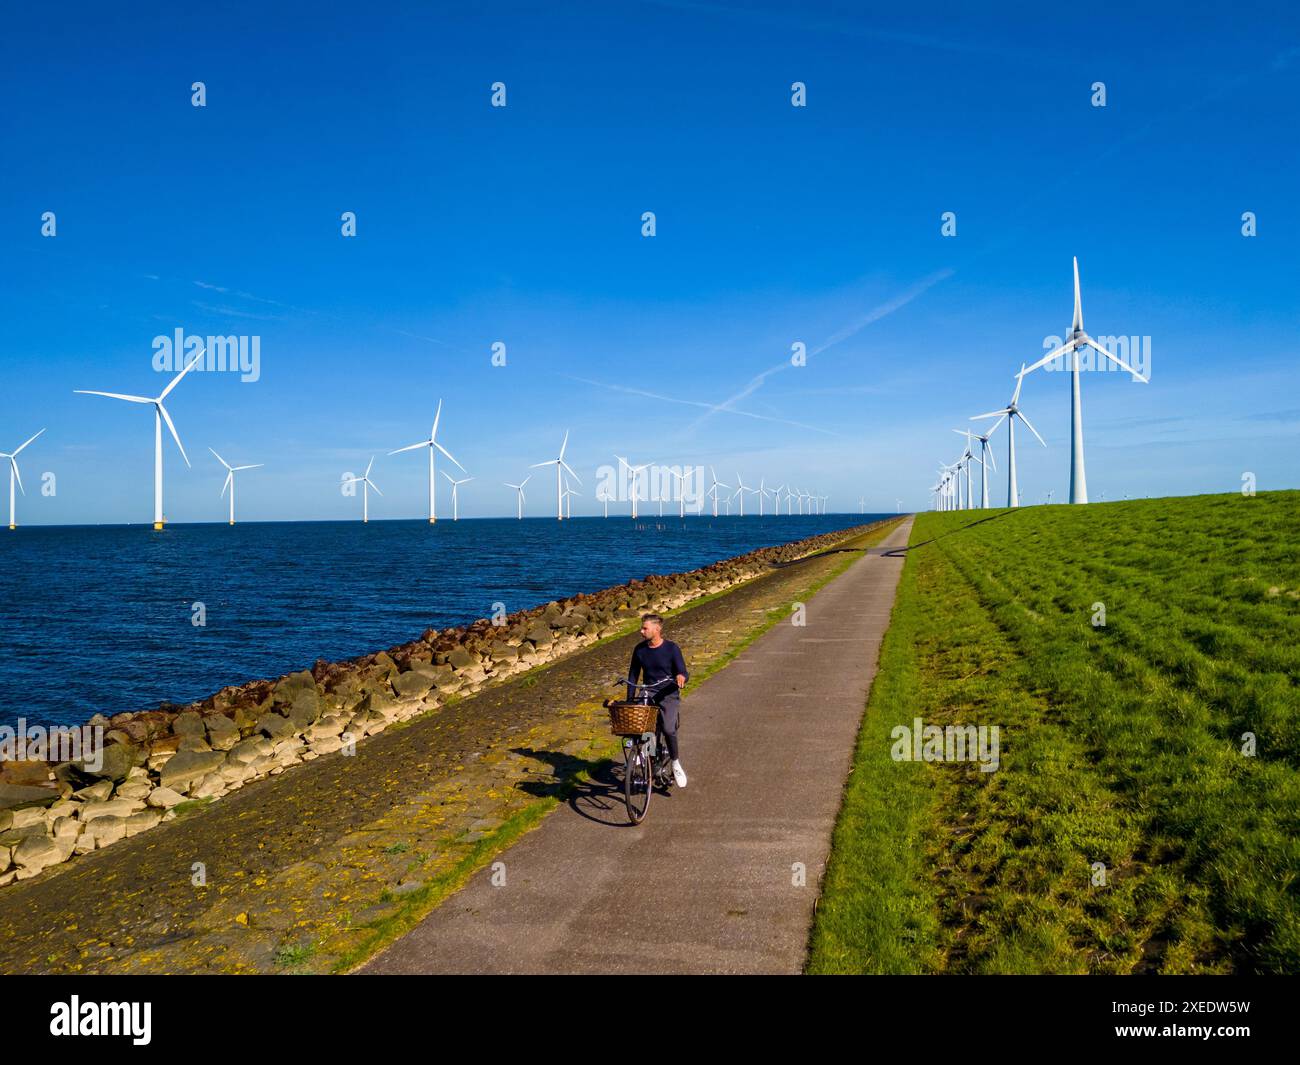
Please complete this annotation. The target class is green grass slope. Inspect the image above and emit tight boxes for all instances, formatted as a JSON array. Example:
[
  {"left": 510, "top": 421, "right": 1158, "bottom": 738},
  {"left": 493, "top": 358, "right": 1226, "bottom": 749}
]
[{"left": 808, "top": 491, "right": 1300, "bottom": 974}]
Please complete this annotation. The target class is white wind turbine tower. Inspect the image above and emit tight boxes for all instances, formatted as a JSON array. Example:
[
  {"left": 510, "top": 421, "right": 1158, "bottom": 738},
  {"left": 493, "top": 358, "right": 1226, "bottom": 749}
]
[
  {"left": 389, "top": 399, "right": 465, "bottom": 524},
  {"left": 561, "top": 478, "right": 580, "bottom": 519},
  {"left": 441, "top": 471, "right": 472, "bottom": 521},
  {"left": 952, "top": 430, "right": 983, "bottom": 511},
  {"left": 532, "top": 431, "right": 580, "bottom": 521},
  {"left": 209, "top": 448, "right": 263, "bottom": 525},
  {"left": 74, "top": 349, "right": 204, "bottom": 529},
  {"left": 732, "top": 472, "right": 752, "bottom": 517},
  {"left": 343, "top": 458, "right": 382, "bottom": 522},
  {"left": 667, "top": 468, "right": 688, "bottom": 518},
  {"left": 2, "top": 428, "right": 44, "bottom": 530},
  {"left": 706, "top": 467, "right": 729, "bottom": 518},
  {"left": 859, "top": 497, "right": 865, "bottom": 514},
  {"left": 757, "top": 476, "right": 769, "bottom": 517},
  {"left": 598, "top": 486, "right": 611, "bottom": 518},
  {"left": 972, "top": 363, "right": 1046, "bottom": 508},
  {"left": 504, "top": 475, "right": 530, "bottom": 519},
  {"left": 1017, "top": 257, "right": 1148, "bottom": 504},
  {"left": 958, "top": 422, "right": 1000, "bottom": 509},
  {"left": 616, "top": 456, "right": 650, "bottom": 519}
]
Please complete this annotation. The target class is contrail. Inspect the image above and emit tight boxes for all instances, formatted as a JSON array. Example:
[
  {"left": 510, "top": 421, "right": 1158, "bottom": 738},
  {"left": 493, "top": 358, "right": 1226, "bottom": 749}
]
[
  {"left": 686, "top": 268, "right": 954, "bottom": 434},
  {"left": 563, "top": 376, "right": 843, "bottom": 437}
]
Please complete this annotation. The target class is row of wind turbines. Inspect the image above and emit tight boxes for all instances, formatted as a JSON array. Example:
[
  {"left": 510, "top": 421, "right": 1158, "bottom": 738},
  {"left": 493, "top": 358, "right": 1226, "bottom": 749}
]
[
  {"left": 933, "top": 258, "right": 1148, "bottom": 511},
  {"left": 3, "top": 353, "right": 837, "bottom": 526}
]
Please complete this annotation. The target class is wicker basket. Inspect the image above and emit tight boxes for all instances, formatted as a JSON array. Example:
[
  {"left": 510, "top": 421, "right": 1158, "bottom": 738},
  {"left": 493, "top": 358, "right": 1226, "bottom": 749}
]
[{"left": 608, "top": 700, "right": 659, "bottom": 735}]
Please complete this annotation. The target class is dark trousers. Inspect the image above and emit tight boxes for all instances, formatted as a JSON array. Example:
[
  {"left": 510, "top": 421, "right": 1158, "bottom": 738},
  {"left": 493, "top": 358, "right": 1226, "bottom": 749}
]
[{"left": 657, "top": 694, "right": 681, "bottom": 761}]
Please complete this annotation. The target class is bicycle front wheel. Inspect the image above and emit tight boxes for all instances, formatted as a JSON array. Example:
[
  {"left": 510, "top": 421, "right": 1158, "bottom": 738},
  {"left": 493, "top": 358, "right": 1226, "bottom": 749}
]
[{"left": 624, "top": 742, "right": 652, "bottom": 824}]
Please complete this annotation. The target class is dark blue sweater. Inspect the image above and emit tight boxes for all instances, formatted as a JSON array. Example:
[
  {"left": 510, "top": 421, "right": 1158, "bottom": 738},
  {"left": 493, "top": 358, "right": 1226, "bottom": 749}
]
[{"left": 627, "top": 639, "right": 688, "bottom": 702}]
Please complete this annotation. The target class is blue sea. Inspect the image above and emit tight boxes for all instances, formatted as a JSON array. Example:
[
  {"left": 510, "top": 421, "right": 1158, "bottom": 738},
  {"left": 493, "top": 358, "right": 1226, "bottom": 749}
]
[{"left": 0, "top": 515, "right": 889, "bottom": 728}]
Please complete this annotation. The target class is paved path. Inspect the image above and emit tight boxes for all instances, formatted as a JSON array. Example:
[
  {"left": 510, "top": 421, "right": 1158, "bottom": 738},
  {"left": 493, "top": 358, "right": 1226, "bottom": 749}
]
[{"left": 362, "top": 518, "right": 914, "bottom": 974}]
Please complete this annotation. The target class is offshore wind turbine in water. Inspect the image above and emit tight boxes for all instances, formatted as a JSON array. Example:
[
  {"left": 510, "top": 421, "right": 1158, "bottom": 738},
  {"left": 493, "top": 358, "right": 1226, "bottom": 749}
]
[
  {"left": 343, "top": 458, "right": 382, "bottom": 523},
  {"left": 209, "top": 448, "right": 263, "bottom": 525},
  {"left": 74, "top": 349, "right": 204, "bottom": 529},
  {"left": 389, "top": 399, "right": 465, "bottom": 523},
  {"left": 532, "top": 431, "right": 579, "bottom": 521},
  {"left": 1, "top": 428, "right": 44, "bottom": 530},
  {"left": 1017, "top": 257, "right": 1148, "bottom": 504}
]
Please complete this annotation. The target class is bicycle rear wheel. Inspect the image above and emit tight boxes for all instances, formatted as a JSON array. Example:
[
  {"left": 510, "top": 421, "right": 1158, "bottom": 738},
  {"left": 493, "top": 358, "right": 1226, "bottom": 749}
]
[{"left": 624, "top": 741, "right": 652, "bottom": 824}]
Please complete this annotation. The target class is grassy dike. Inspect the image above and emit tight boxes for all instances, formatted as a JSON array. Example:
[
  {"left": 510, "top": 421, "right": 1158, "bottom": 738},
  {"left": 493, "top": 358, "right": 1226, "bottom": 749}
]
[{"left": 808, "top": 492, "right": 1300, "bottom": 975}]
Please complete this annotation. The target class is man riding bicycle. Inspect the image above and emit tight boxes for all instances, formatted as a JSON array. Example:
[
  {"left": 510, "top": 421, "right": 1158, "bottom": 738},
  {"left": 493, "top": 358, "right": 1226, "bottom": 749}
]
[{"left": 626, "top": 613, "right": 689, "bottom": 788}]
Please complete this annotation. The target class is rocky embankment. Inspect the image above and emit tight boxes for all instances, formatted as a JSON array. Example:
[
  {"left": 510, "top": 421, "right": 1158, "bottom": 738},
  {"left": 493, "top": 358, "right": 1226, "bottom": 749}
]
[{"left": 0, "top": 524, "right": 877, "bottom": 886}]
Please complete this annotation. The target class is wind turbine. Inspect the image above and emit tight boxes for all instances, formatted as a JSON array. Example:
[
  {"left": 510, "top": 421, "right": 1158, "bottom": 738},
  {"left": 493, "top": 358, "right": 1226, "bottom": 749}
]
[
  {"left": 389, "top": 399, "right": 465, "bottom": 523},
  {"left": 1017, "top": 257, "right": 1148, "bottom": 504},
  {"left": 532, "top": 431, "right": 579, "bottom": 520},
  {"left": 504, "top": 475, "right": 530, "bottom": 519},
  {"left": 706, "top": 467, "right": 729, "bottom": 518},
  {"left": 858, "top": 496, "right": 865, "bottom": 514},
  {"left": 442, "top": 471, "right": 472, "bottom": 521},
  {"left": 958, "top": 422, "right": 1001, "bottom": 509},
  {"left": 561, "top": 477, "right": 580, "bottom": 520},
  {"left": 757, "top": 476, "right": 768, "bottom": 517},
  {"left": 209, "top": 448, "right": 263, "bottom": 525},
  {"left": 732, "top": 472, "right": 752, "bottom": 517},
  {"left": 1, "top": 428, "right": 45, "bottom": 530},
  {"left": 74, "top": 349, "right": 204, "bottom": 529},
  {"left": 343, "top": 458, "right": 382, "bottom": 522},
  {"left": 667, "top": 468, "right": 688, "bottom": 518},
  {"left": 952, "top": 430, "right": 984, "bottom": 511},
  {"left": 615, "top": 455, "right": 650, "bottom": 519},
  {"left": 972, "top": 363, "right": 1046, "bottom": 508}
]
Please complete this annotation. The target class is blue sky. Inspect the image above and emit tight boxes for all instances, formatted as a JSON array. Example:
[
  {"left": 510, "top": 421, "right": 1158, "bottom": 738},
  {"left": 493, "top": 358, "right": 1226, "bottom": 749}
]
[{"left": 1, "top": 0, "right": 1296, "bottom": 523}]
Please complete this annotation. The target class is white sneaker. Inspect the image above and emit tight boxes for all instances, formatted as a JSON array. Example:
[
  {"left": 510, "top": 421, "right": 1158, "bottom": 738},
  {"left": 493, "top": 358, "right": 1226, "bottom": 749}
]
[{"left": 672, "top": 760, "right": 688, "bottom": 788}]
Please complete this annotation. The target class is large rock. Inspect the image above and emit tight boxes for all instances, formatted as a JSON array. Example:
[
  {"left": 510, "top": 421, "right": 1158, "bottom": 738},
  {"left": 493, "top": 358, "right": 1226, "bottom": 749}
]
[
  {"left": 79, "top": 798, "right": 146, "bottom": 822},
  {"left": 205, "top": 713, "right": 240, "bottom": 751},
  {"left": 0, "top": 783, "right": 60, "bottom": 812},
  {"left": 392, "top": 671, "right": 434, "bottom": 700},
  {"left": 159, "top": 749, "right": 226, "bottom": 792},
  {"left": 283, "top": 689, "right": 321, "bottom": 729},
  {"left": 228, "top": 736, "right": 273, "bottom": 766},
  {"left": 146, "top": 787, "right": 185, "bottom": 809},
  {"left": 13, "top": 835, "right": 63, "bottom": 876},
  {"left": 447, "top": 647, "right": 477, "bottom": 670},
  {"left": 83, "top": 741, "right": 136, "bottom": 783},
  {"left": 526, "top": 623, "right": 553, "bottom": 648},
  {"left": 173, "top": 711, "right": 206, "bottom": 739},
  {"left": 257, "top": 712, "right": 296, "bottom": 741}
]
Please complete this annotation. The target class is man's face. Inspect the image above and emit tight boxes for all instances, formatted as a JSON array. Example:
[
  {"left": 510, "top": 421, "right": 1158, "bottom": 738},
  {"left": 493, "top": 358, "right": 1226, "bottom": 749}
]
[{"left": 641, "top": 620, "right": 662, "bottom": 641}]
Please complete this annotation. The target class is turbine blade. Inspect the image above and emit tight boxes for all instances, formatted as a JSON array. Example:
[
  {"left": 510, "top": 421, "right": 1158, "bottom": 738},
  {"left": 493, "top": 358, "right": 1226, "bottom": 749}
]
[
  {"left": 365, "top": 456, "right": 375, "bottom": 478},
  {"left": 73, "top": 390, "right": 152, "bottom": 403},
  {"left": 389, "top": 440, "right": 430, "bottom": 455},
  {"left": 12, "top": 428, "right": 45, "bottom": 456},
  {"left": 559, "top": 429, "right": 569, "bottom": 460},
  {"left": 1084, "top": 337, "right": 1148, "bottom": 382},
  {"left": 221, "top": 471, "right": 232, "bottom": 497},
  {"left": 520, "top": 475, "right": 530, "bottom": 487},
  {"left": 559, "top": 460, "right": 582, "bottom": 486},
  {"left": 10, "top": 457, "right": 23, "bottom": 495},
  {"left": 232, "top": 464, "right": 262, "bottom": 471},
  {"left": 1072, "top": 256, "right": 1083, "bottom": 334},
  {"left": 1016, "top": 410, "right": 1047, "bottom": 447},
  {"left": 971, "top": 407, "right": 1011, "bottom": 420},
  {"left": 529, "top": 460, "right": 553, "bottom": 469},
  {"left": 1019, "top": 342, "right": 1072, "bottom": 380},
  {"left": 434, "top": 440, "right": 466, "bottom": 472},
  {"left": 159, "top": 348, "right": 204, "bottom": 400},
  {"left": 158, "top": 403, "right": 190, "bottom": 466},
  {"left": 431, "top": 399, "right": 443, "bottom": 440},
  {"left": 367, "top": 480, "right": 383, "bottom": 496},
  {"left": 209, "top": 447, "right": 231, "bottom": 469}
]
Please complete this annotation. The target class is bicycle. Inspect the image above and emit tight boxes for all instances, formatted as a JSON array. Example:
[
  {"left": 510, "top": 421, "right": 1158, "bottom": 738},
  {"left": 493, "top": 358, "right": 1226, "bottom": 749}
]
[{"left": 604, "top": 676, "right": 678, "bottom": 824}]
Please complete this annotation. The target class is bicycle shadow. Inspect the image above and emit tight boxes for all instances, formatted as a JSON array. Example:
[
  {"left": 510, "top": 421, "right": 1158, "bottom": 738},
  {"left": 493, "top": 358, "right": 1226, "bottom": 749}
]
[
  {"left": 510, "top": 747, "right": 637, "bottom": 827},
  {"left": 511, "top": 746, "right": 677, "bottom": 828}
]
